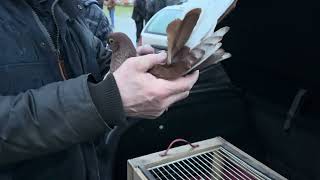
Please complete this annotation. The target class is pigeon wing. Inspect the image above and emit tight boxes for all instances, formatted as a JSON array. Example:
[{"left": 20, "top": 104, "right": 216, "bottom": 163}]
[{"left": 166, "top": 8, "right": 202, "bottom": 64}]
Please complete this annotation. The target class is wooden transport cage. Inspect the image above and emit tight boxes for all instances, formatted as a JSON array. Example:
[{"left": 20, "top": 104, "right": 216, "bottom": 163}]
[{"left": 128, "top": 137, "right": 287, "bottom": 180}]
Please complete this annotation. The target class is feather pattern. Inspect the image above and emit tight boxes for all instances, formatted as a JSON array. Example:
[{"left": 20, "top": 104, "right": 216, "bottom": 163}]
[
  {"left": 183, "top": 26, "right": 231, "bottom": 75},
  {"left": 151, "top": 8, "right": 232, "bottom": 79},
  {"left": 166, "top": 19, "right": 182, "bottom": 64},
  {"left": 108, "top": 2, "right": 237, "bottom": 80},
  {"left": 166, "top": 8, "right": 201, "bottom": 64}
]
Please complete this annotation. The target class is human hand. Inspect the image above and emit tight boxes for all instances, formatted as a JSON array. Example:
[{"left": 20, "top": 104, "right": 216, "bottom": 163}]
[
  {"left": 136, "top": 44, "right": 155, "bottom": 56},
  {"left": 103, "top": 45, "right": 155, "bottom": 80},
  {"left": 113, "top": 52, "right": 199, "bottom": 119}
]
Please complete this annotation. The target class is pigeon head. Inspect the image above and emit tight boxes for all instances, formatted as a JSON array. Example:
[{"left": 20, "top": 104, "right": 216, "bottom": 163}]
[
  {"left": 107, "top": 32, "right": 133, "bottom": 52},
  {"left": 108, "top": 32, "right": 137, "bottom": 73}
]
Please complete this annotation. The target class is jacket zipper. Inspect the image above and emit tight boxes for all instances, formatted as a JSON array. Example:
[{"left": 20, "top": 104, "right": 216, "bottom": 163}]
[
  {"left": 51, "top": 0, "right": 68, "bottom": 80},
  {"left": 31, "top": 0, "right": 68, "bottom": 80}
]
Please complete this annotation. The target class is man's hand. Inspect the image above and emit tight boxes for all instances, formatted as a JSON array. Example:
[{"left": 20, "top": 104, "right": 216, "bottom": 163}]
[
  {"left": 136, "top": 44, "right": 155, "bottom": 56},
  {"left": 113, "top": 52, "right": 199, "bottom": 119}
]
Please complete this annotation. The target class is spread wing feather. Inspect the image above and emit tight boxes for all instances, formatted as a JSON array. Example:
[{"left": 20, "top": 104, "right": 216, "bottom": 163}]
[
  {"left": 182, "top": 27, "right": 231, "bottom": 75},
  {"left": 166, "top": 20, "right": 182, "bottom": 64},
  {"left": 152, "top": 7, "right": 232, "bottom": 80},
  {"left": 166, "top": 8, "right": 201, "bottom": 64}
]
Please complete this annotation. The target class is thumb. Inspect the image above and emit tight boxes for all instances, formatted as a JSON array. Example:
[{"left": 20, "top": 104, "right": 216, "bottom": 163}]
[{"left": 136, "top": 52, "right": 167, "bottom": 72}]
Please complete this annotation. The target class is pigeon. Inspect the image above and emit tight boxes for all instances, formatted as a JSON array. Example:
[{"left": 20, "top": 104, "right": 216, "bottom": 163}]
[
  {"left": 107, "top": 6, "right": 235, "bottom": 80},
  {"left": 108, "top": 32, "right": 137, "bottom": 73}
]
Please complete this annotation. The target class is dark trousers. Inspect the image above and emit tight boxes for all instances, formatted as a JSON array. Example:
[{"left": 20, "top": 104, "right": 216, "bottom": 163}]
[{"left": 135, "top": 20, "right": 144, "bottom": 43}]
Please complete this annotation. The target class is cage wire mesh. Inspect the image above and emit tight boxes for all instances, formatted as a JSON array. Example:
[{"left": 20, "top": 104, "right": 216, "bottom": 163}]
[{"left": 147, "top": 148, "right": 271, "bottom": 180}]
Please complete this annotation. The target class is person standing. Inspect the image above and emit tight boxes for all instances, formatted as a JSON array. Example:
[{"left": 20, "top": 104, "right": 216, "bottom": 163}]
[
  {"left": 0, "top": 0, "right": 199, "bottom": 179},
  {"left": 145, "top": 0, "right": 166, "bottom": 22},
  {"left": 97, "top": 0, "right": 104, "bottom": 9},
  {"left": 166, "top": 0, "right": 183, "bottom": 6},
  {"left": 145, "top": 0, "right": 154, "bottom": 23},
  {"left": 107, "top": 0, "right": 116, "bottom": 28},
  {"left": 132, "top": 0, "right": 146, "bottom": 45},
  {"left": 154, "top": 0, "right": 166, "bottom": 12},
  {"left": 81, "top": 0, "right": 112, "bottom": 45}
]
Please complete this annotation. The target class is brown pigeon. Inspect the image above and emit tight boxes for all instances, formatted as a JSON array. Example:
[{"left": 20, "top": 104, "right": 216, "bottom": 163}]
[
  {"left": 107, "top": 8, "right": 233, "bottom": 80},
  {"left": 108, "top": 32, "right": 137, "bottom": 73}
]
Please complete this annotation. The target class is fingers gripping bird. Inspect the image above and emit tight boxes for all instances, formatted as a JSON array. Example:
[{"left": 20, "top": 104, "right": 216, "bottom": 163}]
[{"left": 107, "top": 8, "right": 232, "bottom": 80}]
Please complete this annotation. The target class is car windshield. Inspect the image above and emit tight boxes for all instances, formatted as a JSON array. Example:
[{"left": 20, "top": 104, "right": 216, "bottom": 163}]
[{"left": 146, "top": 9, "right": 182, "bottom": 35}]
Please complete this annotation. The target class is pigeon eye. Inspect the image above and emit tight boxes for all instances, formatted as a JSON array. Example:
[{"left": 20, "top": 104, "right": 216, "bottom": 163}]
[{"left": 109, "top": 38, "right": 115, "bottom": 44}]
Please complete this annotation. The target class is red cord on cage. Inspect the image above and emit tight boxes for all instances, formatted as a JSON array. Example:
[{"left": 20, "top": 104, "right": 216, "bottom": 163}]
[{"left": 160, "top": 138, "right": 199, "bottom": 157}]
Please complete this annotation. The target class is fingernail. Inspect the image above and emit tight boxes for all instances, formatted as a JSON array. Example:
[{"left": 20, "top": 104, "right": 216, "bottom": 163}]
[
  {"left": 193, "top": 70, "right": 200, "bottom": 81},
  {"left": 196, "top": 70, "right": 200, "bottom": 77},
  {"left": 191, "top": 70, "right": 199, "bottom": 76}
]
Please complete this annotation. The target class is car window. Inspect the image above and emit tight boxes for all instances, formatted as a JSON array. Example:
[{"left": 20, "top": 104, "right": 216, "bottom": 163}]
[{"left": 146, "top": 9, "right": 183, "bottom": 35}]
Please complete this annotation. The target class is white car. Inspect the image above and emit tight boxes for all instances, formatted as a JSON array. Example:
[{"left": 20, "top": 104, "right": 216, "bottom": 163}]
[
  {"left": 140, "top": 5, "right": 184, "bottom": 50},
  {"left": 140, "top": 0, "right": 236, "bottom": 50}
]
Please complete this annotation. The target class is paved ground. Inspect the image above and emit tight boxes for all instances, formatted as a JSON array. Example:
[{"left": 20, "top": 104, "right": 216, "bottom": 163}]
[{"left": 104, "top": 6, "right": 137, "bottom": 45}]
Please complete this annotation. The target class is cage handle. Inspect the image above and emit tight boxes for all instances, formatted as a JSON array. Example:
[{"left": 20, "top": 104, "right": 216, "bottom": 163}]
[{"left": 160, "top": 138, "right": 199, "bottom": 157}]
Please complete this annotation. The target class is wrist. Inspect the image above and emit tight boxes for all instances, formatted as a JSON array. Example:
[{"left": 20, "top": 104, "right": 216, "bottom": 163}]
[{"left": 88, "top": 74, "right": 127, "bottom": 127}]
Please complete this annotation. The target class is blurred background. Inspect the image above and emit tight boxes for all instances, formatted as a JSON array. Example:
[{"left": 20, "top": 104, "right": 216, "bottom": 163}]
[{"left": 103, "top": 2, "right": 136, "bottom": 43}]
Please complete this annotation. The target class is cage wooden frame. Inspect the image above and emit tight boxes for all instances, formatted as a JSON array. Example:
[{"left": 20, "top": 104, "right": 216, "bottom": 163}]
[{"left": 127, "top": 137, "right": 287, "bottom": 180}]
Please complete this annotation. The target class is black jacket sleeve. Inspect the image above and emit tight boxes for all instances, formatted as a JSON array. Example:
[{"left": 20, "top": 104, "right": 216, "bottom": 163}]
[
  {"left": 0, "top": 75, "right": 119, "bottom": 166},
  {"left": 88, "top": 74, "right": 127, "bottom": 128},
  {"left": 95, "top": 36, "right": 112, "bottom": 77}
]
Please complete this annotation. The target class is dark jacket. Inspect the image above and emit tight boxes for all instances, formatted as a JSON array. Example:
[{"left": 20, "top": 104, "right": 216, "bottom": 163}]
[
  {"left": 132, "top": 0, "right": 146, "bottom": 22},
  {"left": 81, "top": 0, "right": 112, "bottom": 44},
  {"left": 146, "top": 0, "right": 166, "bottom": 21},
  {"left": 166, "top": 0, "right": 183, "bottom": 6},
  {"left": 98, "top": 0, "right": 104, "bottom": 9},
  {"left": 153, "top": 0, "right": 166, "bottom": 12},
  {"left": 0, "top": 0, "right": 125, "bottom": 179},
  {"left": 85, "top": 0, "right": 104, "bottom": 9}
]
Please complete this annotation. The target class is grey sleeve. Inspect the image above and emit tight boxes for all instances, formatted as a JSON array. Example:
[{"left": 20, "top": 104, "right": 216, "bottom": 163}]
[{"left": 0, "top": 75, "right": 110, "bottom": 166}]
